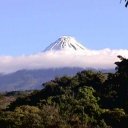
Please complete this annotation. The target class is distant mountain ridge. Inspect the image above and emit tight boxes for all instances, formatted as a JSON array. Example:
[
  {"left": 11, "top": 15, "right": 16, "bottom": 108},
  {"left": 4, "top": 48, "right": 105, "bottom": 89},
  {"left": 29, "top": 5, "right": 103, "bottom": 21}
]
[
  {"left": 0, "top": 68, "right": 84, "bottom": 92},
  {"left": 0, "top": 67, "right": 115, "bottom": 92}
]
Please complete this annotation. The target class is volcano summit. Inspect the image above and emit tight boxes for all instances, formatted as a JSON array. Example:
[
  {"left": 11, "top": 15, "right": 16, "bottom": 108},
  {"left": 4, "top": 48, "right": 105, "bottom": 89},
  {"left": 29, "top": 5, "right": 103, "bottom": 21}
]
[{"left": 44, "top": 36, "right": 87, "bottom": 52}]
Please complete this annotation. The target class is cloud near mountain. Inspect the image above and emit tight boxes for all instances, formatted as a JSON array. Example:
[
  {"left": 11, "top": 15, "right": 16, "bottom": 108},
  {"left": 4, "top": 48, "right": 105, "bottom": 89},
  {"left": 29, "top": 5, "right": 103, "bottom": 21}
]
[{"left": 0, "top": 48, "right": 128, "bottom": 74}]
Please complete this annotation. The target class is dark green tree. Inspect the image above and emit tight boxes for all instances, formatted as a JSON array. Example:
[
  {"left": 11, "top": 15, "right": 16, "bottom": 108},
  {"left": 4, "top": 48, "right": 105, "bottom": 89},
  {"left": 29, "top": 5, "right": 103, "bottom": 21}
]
[{"left": 115, "top": 56, "right": 128, "bottom": 108}]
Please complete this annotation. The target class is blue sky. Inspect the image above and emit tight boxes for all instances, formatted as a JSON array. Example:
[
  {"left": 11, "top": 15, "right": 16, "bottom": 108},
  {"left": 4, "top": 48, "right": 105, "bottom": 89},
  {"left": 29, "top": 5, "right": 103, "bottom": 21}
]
[{"left": 0, "top": 0, "right": 128, "bottom": 56}]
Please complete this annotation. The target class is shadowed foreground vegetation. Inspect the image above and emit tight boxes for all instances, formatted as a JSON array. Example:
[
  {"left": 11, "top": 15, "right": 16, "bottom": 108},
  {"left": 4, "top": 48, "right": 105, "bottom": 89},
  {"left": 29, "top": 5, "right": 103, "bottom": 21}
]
[{"left": 0, "top": 56, "right": 128, "bottom": 127}]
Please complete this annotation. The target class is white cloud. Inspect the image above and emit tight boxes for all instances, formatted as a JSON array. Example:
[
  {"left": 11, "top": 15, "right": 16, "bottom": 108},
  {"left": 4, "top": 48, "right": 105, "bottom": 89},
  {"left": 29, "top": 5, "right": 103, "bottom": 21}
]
[{"left": 0, "top": 48, "right": 128, "bottom": 74}]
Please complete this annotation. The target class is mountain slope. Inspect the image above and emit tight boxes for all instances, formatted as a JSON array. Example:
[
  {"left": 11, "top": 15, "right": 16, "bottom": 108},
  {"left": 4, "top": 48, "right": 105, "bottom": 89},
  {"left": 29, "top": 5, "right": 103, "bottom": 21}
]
[{"left": 0, "top": 68, "right": 84, "bottom": 92}]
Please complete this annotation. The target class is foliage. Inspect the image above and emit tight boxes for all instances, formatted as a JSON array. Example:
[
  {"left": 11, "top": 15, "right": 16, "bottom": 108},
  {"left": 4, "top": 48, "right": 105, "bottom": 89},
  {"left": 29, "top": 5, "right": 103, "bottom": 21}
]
[{"left": 1, "top": 56, "right": 128, "bottom": 127}]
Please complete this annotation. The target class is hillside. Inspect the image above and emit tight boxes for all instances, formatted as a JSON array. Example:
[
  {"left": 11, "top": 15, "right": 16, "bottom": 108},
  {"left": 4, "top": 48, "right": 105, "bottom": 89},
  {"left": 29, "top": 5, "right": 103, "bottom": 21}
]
[{"left": 0, "top": 68, "right": 84, "bottom": 92}]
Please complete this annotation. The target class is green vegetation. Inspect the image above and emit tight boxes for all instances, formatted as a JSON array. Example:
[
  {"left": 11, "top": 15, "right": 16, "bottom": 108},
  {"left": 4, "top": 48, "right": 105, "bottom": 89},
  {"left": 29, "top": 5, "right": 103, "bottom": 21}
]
[{"left": 1, "top": 56, "right": 128, "bottom": 127}]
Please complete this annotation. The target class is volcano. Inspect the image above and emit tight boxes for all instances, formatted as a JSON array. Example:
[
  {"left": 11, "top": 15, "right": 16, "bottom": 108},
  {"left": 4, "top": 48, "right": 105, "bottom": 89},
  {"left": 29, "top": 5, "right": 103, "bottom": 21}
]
[{"left": 44, "top": 36, "right": 87, "bottom": 52}]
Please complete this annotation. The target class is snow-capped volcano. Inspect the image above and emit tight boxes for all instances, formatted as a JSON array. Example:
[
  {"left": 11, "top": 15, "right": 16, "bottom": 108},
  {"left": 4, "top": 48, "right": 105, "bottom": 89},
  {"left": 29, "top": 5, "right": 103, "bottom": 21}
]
[{"left": 44, "top": 36, "right": 87, "bottom": 52}]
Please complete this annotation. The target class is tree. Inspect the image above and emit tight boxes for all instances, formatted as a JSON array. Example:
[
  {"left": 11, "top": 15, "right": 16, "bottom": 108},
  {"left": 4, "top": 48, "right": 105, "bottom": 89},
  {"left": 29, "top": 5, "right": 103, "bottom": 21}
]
[
  {"left": 115, "top": 56, "right": 128, "bottom": 108},
  {"left": 121, "top": 0, "right": 128, "bottom": 7}
]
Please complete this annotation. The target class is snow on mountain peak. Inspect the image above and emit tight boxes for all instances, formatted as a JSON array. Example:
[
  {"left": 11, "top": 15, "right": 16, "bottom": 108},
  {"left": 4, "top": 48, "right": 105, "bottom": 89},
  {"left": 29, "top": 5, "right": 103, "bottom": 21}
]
[{"left": 44, "top": 36, "right": 87, "bottom": 52}]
